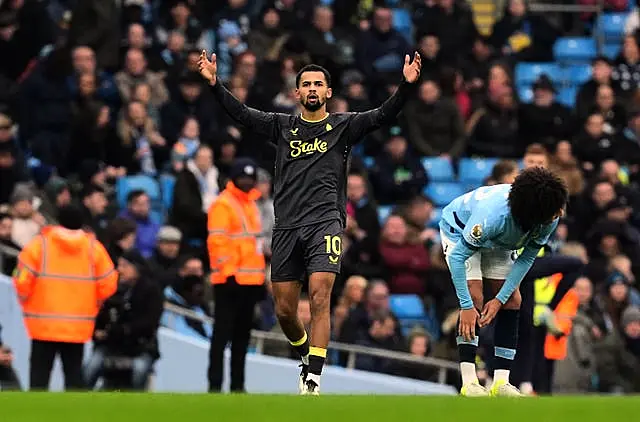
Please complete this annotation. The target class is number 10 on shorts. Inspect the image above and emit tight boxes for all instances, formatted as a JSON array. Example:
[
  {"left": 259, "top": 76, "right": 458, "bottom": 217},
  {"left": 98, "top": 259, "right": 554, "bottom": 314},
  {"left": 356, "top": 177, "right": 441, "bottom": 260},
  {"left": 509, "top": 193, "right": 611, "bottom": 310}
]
[{"left": 323, "top": 235, "right": 342, "bottom": 256}]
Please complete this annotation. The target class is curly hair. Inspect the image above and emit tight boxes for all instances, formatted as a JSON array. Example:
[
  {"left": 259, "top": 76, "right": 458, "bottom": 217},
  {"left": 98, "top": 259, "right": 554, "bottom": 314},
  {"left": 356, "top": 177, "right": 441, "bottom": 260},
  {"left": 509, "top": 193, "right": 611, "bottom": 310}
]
[{"left": 508, "top": 167, "right": 568, "bottom": 231}]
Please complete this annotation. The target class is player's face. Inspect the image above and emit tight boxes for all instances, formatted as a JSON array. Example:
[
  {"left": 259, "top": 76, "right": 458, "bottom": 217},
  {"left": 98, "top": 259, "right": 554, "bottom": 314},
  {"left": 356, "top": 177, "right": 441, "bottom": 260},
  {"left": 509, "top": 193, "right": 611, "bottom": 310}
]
[{"left": 296, "top": 71, "right": 332, "bottom": 112}]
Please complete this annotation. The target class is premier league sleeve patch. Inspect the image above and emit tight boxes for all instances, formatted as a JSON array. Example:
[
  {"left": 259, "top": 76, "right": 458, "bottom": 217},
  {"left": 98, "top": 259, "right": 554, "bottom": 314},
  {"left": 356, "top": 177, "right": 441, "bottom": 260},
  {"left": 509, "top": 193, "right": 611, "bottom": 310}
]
[{"left": 470, "top": 224, "right": 483, "bottom": 240}]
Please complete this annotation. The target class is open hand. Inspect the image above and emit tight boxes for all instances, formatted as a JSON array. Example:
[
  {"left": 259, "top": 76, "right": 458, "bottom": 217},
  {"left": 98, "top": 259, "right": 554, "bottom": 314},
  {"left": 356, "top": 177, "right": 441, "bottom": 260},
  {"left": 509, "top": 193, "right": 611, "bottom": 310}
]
[
  {"left": 403, "top": 52, "right": 422, "bottom": 83},
  {"left": 198, "top": 50, "right": 217, "bottom": 85},
  {"left": 479, "top": 299, "right": 502, "bottom": 327},
  {"left": 458, "top": 308, "right": 480, "bottom": 341}
]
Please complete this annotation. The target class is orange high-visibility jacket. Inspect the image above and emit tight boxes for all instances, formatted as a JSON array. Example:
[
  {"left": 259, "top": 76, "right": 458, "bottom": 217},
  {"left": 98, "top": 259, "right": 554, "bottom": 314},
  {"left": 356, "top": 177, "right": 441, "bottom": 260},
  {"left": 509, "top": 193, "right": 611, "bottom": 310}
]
[
  {"left": 544, "top": 286, "right": 580, "bottom": 361},
  {"left": 13, "top": 226, "right": 118, "bottom": 343},
  {"left": 207, "top": 181, "right": 265, "bottom": 286}
]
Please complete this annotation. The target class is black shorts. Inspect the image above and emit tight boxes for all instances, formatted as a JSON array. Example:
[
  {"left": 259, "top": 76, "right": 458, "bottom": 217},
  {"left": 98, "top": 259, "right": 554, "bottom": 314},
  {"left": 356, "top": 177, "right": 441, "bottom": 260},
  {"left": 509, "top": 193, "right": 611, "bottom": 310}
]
[{"left": 271, "top": 219, "right": 343, "bottom": 282}]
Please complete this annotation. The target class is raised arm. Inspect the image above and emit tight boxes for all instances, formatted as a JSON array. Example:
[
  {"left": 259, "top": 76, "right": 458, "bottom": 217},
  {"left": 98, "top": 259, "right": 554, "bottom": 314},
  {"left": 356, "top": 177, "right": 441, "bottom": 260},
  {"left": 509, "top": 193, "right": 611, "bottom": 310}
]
[
  {"left": 199, "top": 51, "right": 278, "bottom": 138},
  {"left": 348, "top": 52, "right": 422, "bottom": 142}
]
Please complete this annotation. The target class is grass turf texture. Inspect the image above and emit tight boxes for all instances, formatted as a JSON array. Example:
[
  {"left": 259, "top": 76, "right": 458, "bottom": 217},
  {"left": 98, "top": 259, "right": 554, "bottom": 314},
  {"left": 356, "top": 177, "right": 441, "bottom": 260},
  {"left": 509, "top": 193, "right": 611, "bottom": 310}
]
[{"left": 1, "top": 393, "right": 639, "bottom": 422}]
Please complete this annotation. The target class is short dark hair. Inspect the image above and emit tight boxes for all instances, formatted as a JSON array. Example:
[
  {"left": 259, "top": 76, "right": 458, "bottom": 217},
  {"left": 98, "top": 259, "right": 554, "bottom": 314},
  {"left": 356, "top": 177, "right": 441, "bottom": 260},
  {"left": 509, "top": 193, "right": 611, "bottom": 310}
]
[
  {"left": 81, "top": 184, "right": 105, "bottom": 199},
  {"left": 508, "top": 167, "right": 568, "bottom": 231},
  {"left": 296, "top": 64, "right": 331, "bottom": 88},
  {"left": 491, "top": 159, "right": 518, "bottom": 182},
  {"left": 127, "top": 189, "right": 147, "bottom": 204}
]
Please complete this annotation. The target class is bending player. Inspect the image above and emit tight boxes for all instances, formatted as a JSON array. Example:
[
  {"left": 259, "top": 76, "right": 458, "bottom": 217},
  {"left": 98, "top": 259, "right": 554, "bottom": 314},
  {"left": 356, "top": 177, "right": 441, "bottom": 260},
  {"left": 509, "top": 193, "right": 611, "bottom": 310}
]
[
  {"left": 439, "top": 168, "right": 568, "bottom": 396},
  {"left": 198, "top": 50, "right": 421, "bottom": 395}
]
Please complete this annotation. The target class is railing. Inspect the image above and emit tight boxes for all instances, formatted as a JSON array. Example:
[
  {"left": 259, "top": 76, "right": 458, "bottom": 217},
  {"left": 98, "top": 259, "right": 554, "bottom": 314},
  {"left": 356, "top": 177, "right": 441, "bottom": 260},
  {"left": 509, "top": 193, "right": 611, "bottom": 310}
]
[{"left": 163, "top": 302, "right": 460, "bottom": 385}]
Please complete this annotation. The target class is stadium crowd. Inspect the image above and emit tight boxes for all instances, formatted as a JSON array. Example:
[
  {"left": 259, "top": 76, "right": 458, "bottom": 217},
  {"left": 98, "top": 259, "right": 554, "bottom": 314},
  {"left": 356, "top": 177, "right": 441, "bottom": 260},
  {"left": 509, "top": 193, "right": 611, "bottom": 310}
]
[{"left": 0, "top": 0, "right": 639, "bottom": 394}]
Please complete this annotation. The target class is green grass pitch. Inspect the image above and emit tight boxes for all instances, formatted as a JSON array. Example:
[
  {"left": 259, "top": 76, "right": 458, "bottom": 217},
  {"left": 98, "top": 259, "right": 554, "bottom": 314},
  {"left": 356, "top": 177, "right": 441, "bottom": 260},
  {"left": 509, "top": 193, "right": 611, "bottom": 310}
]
[{"left": 1, "top": 393, "right": 639, "bottom": 422}]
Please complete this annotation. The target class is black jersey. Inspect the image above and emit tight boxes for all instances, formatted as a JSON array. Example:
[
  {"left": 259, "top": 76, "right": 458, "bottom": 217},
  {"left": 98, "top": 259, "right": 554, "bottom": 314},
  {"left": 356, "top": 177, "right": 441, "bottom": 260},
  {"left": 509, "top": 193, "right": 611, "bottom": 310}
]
[{"left": 210, "top": 81, "right": 415, "bottom": 229}]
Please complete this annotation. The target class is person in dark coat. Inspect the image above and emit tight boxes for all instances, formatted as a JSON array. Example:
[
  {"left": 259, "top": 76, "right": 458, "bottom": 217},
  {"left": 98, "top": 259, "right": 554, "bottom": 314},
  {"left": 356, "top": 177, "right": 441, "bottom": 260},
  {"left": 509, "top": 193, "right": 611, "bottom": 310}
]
[{"left": 83, "top": 250, "right": 164, "bottom": 390}]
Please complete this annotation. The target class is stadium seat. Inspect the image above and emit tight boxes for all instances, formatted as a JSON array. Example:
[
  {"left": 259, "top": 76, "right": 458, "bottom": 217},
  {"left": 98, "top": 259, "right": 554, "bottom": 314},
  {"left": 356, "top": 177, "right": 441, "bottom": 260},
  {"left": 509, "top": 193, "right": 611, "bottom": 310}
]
[
  {"left": 514, "top": 62, "right": 561, "bottom": 86},
  {"left": 392, "top": 8, "right": 413, "bottom": 43},
  {"left": 428, "top": 207, "right": 442, "bottom": 228},
  {"left": 597, "top": 13, "right": 628, "bottom": 41},
  {"left": 517, "top": 85, "right": 533, "bottom": 103},
  {"left": 159, "top": 174, "right": 176, "bottom": 211},
  {"left": 420, "top": 157, "right": 455, "bottom": 182},
  {"left": 377, "top": 206, "right": 393, "bottom": 224},
  {"left": 557, "top": 86, "right": 578, "bottom": 108},
  {"left": 390, "top": 294, "right": 425, "bottom": 319},
  {"left": 603, "top": 43, "right": 622, "bottom": 60},
  {"left": 424, "top": 182, "right": 467, "bottom": 207},
  {"left": 553, "top": 37, "right": 597, "bottom": 63},
  {"left": 116, "top": 175, "right": 161, "bottom": 209},
  {"left": 362, "top": 156, "right": 375, "bottom": 169},
  {"left": 458, "top": 158, "right": 499, "bottom": 184},
  {"left": 563, "top": 64, "right": 592, "bottom": 86}
]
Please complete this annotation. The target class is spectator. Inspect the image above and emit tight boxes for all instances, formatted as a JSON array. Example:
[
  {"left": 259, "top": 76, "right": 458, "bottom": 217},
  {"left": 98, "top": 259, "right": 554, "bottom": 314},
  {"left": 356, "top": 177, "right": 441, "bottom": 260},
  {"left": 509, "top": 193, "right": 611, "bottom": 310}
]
[
  {"left": 393, "top": 328, "right": 436, "bottom": 382},
  {"left": 572, "top": 112, "right": 619, "bottom": 174},
  {"left": 119, "top": 190, "right": 160, "bottom": 258},
  {"left": 0, "top": 211, "right": 19, "bottom": 276},
  {"left": 256, "top": 168, "right": 275, "bottom": 258},
  {"left": 164, "top": 272, "right": 212, "bottom": 340},
  {"left": 148, "top": 226, "right": 182, "bottom": 287},
  {"left": 487, "top": 159, "right": 519, "bottom": 185},
  {"left": 116, "top": 101, "right": 167, "bottom": 175},
  {"left": 576, "top": 56, "right": 622, "bottom": 119},
  {"left": 379, "top": 215, "right": 430, "bottom": 296},
  {"left": 405, "top": 79, "right": 466, "bottom": 158},
  {"left": 345, "top": 172, "right": 380, "bottom": 242},
  {"left": 85, "top": 250, "right": 164, "bottom": 390},
  {"left": 597, "top": 306, "right": 640, "bottom": 393},
  {"left": 67, "top": 0, "right": 120, "bottom": 72},
  {"left": 170, "top": 145, "right": 220, "bottom": 243},
  {"left": 9, "top": 185, "right": 43, "bottom": 248},
  {"left": 115, "top": 48, "right": 169, "bottom": 108},
  {"left": 338, "top": 280, "right": 404, "bottom": 364},
  {"left": 104, "top": 217, "right": 137, "bottom": 263},
  {"left": 0, "top": 141, "right": 28, "bottom": 205},
  {"left": 549, "top": 141, "right": 585, "bottom": 198},
  {"left": 80, "top": 185, "right": 110, "bottom": 242},
  {"left": 552, "top": 277, "right": 601, "bottom": 394},
  {"left": 612, "top": 35, "right": 640, "bottom": 94},
  {"left": 489, "top": 0, "right": 558, "bottom": 62},
  {"left": 355, "top": 7, "right": 410, "bottom": 89},
  {"left": 518, "top": 74, "right": 573, "bottom": 150}
]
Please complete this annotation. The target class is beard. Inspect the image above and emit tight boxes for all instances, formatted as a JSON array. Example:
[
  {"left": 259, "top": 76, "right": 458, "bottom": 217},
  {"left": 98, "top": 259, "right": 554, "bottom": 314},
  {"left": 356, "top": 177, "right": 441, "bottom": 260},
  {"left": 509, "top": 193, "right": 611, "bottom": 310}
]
[{"left": 302, "top": 96, "right": 325, "bottom": 112}]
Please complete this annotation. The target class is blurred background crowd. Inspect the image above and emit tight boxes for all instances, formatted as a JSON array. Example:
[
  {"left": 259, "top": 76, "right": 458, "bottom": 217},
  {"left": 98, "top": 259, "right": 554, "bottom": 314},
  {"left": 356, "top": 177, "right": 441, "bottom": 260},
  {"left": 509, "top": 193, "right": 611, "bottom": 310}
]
[{"left": 0, "top": 0, "right": 639, "bottom": 394}]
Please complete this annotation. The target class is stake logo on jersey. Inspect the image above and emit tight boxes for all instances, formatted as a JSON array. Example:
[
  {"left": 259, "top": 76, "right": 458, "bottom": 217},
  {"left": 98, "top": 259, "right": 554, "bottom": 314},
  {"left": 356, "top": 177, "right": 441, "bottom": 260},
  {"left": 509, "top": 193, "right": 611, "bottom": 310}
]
[{"left": 289, "top": 138, "right": 328, "bottom": 158}]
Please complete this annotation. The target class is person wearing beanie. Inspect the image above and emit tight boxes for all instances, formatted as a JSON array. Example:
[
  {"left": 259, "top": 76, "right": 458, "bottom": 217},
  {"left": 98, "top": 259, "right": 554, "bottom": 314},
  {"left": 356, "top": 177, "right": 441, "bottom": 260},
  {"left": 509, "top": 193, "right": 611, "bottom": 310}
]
[
  {"left": 199, "top": 45, "right": 422, "bottom": 394},
  {"left": 207, "top": 157, "right": 266, "bottom": 393},
  {"left": 13, "top": 204, "right": 118, "bottom": 391},
  {"left": 596, "top": 306, "right": 640, "bottom": 393},
  {"left": 84, "top": 248, "right": 163, "bottom": 390}
]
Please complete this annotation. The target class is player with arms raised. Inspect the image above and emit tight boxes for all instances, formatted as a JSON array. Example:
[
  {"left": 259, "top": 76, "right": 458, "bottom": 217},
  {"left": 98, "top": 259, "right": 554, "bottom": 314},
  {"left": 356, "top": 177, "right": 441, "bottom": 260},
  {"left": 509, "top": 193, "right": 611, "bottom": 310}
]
[
  {"left": 198, "top": 50, "right": 421, "bottom": 395},
  {"left": 439, "top": 167, "right": 568, "bottom": 396}
]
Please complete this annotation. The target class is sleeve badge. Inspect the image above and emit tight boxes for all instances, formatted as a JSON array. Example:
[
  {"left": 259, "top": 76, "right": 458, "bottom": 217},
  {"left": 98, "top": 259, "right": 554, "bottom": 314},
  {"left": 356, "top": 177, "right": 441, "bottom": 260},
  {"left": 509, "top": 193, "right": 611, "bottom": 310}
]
[{"left": 470, "top": 224, "right": 483, "bottom": 240}]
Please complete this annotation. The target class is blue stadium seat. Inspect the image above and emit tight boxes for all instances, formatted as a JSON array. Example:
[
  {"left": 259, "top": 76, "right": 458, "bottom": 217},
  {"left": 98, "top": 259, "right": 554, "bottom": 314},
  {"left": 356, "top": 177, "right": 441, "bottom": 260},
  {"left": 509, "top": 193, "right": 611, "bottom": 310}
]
[
  {"left": 597, "top": 13, "right": 628, "bottom": 41},
  {"left": 458, "top": 158, "right": 499, "bottom": 184},
  {"left": 603, "top": 43, "right": 622, "bottom": 60},
  {"left": 377, "top": 206, "right": 393, "bottom": 224},
  {"left": 428, "top": 207, "right": 442, "bottom": 228},
  {"left": 390, "top": 294, "right": 425, "bottom": 319},
  {"left": 362, "top": 156, "right": 375, "bottom": 169},
  {"left": 553, "top": 37, "right": 597, "bottom": 63},
  {"left": 159, "top": 174, "right": 176, "bottom": 211},
  {"left": 563, "top": 64, "right": 592, "bottom": 86},
  {"left": 514, "top": 62, "right": 561, "bottom": 86},
  {"left": 420, "top": 157, "right": 455, "bottom": 182},
  {"left": 392, "top": 8, "right": 413, "bottom": 43},
  {"left": 424, "top": 182, "right": 467, "bottom": 207},
  {"left": 517, "top": 85, "right": 534, "bottom": 103},
  {"left": 116, "top": 175, "right": 161, "bottom": 209},
  {"left": 557, "top": 86, "right": 578, "bottom": 108}
]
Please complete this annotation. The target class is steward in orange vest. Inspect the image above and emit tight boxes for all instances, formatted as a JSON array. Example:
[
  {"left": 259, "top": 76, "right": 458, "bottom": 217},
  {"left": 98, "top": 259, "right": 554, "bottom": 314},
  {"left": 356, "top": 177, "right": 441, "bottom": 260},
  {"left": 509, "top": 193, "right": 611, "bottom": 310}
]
[
  {"left": 13, "top": 205, "right": 118, "bottom": 390},
  {"left": 207, "top": 158, "right": 266, "bottom": 393}
]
